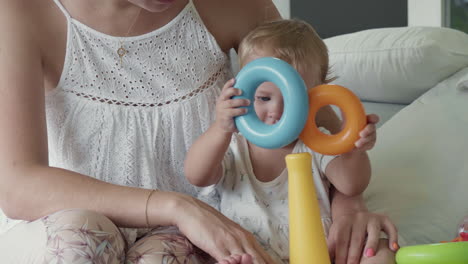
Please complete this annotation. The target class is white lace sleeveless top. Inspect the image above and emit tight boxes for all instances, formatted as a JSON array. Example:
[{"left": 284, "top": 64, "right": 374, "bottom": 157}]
[
  {"left": 45, "top": 0, "right": 232, "bottom": 194},
  {"left": 0, "top": 0, "right": 234, "bottom": 233}
]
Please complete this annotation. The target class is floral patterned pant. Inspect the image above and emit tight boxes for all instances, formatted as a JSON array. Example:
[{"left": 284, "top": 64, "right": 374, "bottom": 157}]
[{"left": 0, "top": 209, "right": 214, "bottom": 264}]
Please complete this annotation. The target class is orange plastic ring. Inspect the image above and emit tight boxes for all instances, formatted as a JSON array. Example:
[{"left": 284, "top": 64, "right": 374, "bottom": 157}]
[{"left": 299, "top": 84, "right": 366, "bottom": 155}]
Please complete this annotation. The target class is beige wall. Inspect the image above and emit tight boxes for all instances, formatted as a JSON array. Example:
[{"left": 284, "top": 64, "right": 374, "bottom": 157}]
[
  {"left": 408, "top": 0, "right": 445, "bottom": 26},
  {"left": 272, "top": 0, "right": 290, "bottom": 19}
]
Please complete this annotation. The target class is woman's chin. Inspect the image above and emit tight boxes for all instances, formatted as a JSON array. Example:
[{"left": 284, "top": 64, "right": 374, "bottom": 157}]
[
  {"left": 130, "top": 0, "right": 175, "bottom": 12},
  {"left": 158, "top": 0, "right": 176, "bottom": 3}
]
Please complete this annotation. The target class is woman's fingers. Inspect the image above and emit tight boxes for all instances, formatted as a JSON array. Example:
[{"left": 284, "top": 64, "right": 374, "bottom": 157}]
[
  {"left": 218, "top": 254, "right": 242, "bottom": 264},
  {"left": 327, "top": 212, "right": 398, "bottom": 264},
  {"left": 175, "top": 192, "right": 275, "bottom": 264},
  {"left": 176, "top": 201, "right": 244, "bottom": 263},
  {"left": 236, "top": 232, "right": 275, "bottom": 264},
  {"left": 364, "top": 215, "right": 399, "bottom": 256},
  {"left": 240, "top": 254, "right": 253, "bottom": 264},
  {"left": 381, "top": 216, "right": 399, "bottom": 251},
  {"left": 212, "top": 223, "right": 272, "bottom": 264},
  {"left": 211, "top": 240, "right": 237, "bottom": 262},
  {"left": 347, "top": 218, "right": 368, "bottom": 263},
  {"left": 364, "top": 217, "right": 381, "bottom": 258},
  {"left": 331, "top": 223, "right": 352, "bottom": 264},
  {"left": 253, "top": 240, "right": 276, "bottom": 264}
]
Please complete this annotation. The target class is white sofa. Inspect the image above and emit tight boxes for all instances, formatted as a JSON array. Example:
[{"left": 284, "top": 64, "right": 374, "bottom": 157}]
[{"left": 325, "top": 26, "right": 468, "bottom": 246}]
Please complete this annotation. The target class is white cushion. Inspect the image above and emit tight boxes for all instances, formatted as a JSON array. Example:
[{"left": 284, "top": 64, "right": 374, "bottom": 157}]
[
  {"left": 457, "top": 77, "right": 468, "bottom": 90},
  {"left": 325, "top": 27, "right": 468, "bottom": 104},
  {"left": 364, "top": 67, "right": 468, "bottom": 246}
]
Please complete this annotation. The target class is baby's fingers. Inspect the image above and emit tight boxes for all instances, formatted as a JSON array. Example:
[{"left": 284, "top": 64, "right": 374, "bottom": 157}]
[
  {"left": 220, "top": 87, "right": 243, "bottom": 101},
  {"left": 359, "top": 124, "right": 376, "bottom": 138},
  {"left": 355, "top": 132, "right": 376, "bottom": 149},
  {"left": 219, "top": 98, "right": 250, "bottom": 110},
  {"left": 225, "top": 108, "right": 248, "bottom": 118},
  {"left": 366, "top": 114, "right": 380, "bottom": 125},
  {"left": 222, "top": 78, "right": 236, "bottom": 91}
]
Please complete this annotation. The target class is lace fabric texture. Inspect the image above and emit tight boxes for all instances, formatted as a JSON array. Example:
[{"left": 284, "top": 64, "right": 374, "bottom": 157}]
[{"left": 1, "top": 1, "right": 232, "bottom": 234}]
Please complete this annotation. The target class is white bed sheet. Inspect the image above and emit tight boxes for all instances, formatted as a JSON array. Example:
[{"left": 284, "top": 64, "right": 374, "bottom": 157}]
[{"left": 364, "top": 67, "right": 468, "bottom": 246}]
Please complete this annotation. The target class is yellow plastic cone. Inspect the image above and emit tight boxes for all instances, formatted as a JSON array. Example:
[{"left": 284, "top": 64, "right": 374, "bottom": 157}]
[{"left": 286, "top": 152, "right": 331, "bottom": 264}]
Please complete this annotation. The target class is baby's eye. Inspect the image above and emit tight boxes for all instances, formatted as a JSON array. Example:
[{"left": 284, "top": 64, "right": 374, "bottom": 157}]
[{"left": 256, "top": 96, "right": 271, "bottom": 102}]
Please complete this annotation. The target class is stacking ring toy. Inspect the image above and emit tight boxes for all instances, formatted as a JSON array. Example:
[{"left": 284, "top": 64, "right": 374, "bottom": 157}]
[
  {"left": 396, "top": 242, "right": 468, "bottom": 264},
  {"left": 300, "top": 84, "right": 366, "bottom": 155},
  {"left": 234, "top": 57, "right": 308, "bottom": 149}
]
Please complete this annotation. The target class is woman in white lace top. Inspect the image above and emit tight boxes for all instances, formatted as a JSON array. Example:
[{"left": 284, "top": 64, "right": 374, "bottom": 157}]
[{"left": 0, "top": 0, "right": 395, "bottom": 263}]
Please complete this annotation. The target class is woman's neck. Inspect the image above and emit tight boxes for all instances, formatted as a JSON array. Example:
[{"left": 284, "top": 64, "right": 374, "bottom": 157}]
[
  {"left": 61, "top": 0, "right": 138, "bottom": 14},
  {"left": 60, "top": 0, "right": 186, "bottom": 37}
]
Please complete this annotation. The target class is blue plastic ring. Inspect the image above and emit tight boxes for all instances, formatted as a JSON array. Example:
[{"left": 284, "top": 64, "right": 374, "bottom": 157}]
[{"left": 233, "top": 57, "right": 309, "bottom": 149}]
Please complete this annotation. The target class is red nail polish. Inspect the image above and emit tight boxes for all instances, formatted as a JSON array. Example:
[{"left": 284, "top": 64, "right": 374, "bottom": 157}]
[{"left": 365, "top": 248, "right": 375, "bottom": 257}]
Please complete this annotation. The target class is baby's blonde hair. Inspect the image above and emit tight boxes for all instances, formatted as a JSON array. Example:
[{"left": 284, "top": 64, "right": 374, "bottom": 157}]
[{"left": 238, "top": 19, "right": 335, "bottom": 86}]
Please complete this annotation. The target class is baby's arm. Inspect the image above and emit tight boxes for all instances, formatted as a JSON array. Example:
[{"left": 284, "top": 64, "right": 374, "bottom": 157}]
[
  {"left": 324, "top": 114, "right": 379, "bottom": 196},
  {"left": 184, "top": 79, "right": 249, "bottom": 187},
  {"left": 184, "top": 124, "right": 232, "bottom": 187},
  {"left": 325, "top": 148, "right": 371, "bottom": 196}
]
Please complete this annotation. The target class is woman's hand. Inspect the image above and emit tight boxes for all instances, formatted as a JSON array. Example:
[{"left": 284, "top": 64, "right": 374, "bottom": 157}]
[
  {"left": 359, "top": 239, "right": 396, "bottom": 264},
  {"left": 327, "top": 211, "right": 398, "bottom": 264},
  {"left": 354, "top": 114, "right": 379, "bottom": 151},
  {"left": 214, "top": 79, "right": 250, "bottom": 133},
  {"left": 168, "top": 193, "right": 276, "bottom": 264}
]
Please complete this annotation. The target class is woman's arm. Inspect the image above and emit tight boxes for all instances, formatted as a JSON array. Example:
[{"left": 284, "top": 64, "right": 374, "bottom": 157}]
[{"left": 0, "top": 0, "right": 173, "bottom": 227}]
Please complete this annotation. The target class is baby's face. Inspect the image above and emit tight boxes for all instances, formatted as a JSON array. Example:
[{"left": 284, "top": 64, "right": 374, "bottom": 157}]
[
  {"left": 253, "top": 82, "right": 284, "bottom": 125},
  {"left": 242, "top": 53, "right": 313, "bottom": 125}
]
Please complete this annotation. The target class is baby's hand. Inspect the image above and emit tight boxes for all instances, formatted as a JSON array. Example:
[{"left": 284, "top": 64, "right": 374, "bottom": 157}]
[
  {"left": 354, "top": 114, "right": 379, "bottom": 151},
  {"left": 214, "top": 79, "right": 250, "bottom": 133}
]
